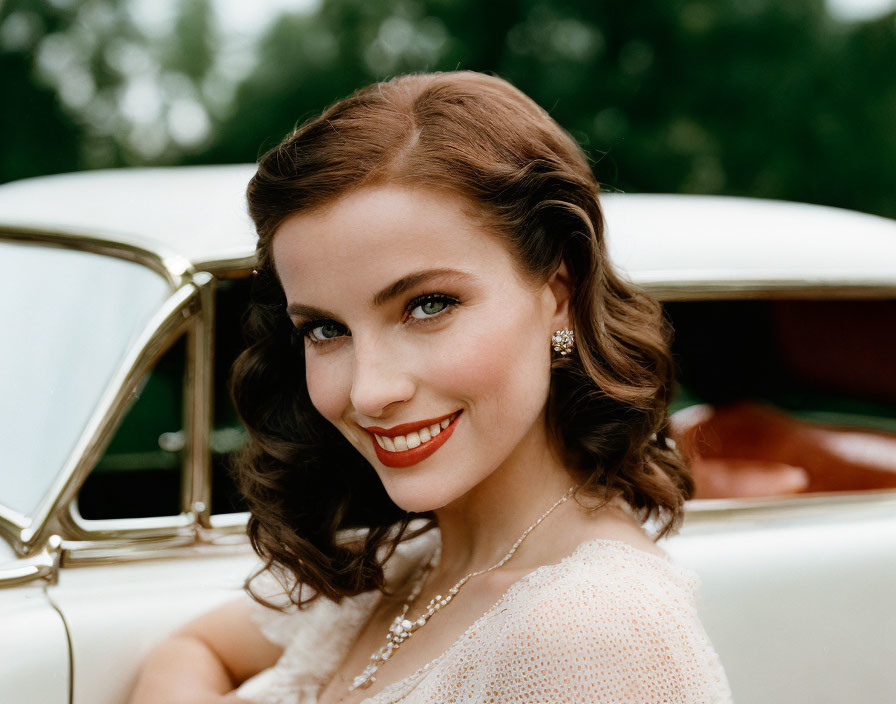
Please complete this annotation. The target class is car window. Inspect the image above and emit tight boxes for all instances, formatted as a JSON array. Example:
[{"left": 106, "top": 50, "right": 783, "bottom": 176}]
[
  {"left": 77, "top": 274, "right": 252, "bottom": 522},
  {"left": 668, "top": 299, "right": 896, "bottom": 425},
  {"left": 667, "top": 298, "right": 896, "bottom": 497},
  {"left": 0, "top": 241, "right": 170, "bottom": 517},
  {"left": 77, "top": 337, "right": 186, "bottom": 519},
  {"left": 209, "top": 275, "right": 252, "bottom": 515}
]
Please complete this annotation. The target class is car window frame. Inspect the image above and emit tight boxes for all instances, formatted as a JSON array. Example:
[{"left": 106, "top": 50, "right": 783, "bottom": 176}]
[
  {"left": 643, "top": 277, "right": 896, "bottom": 525},
  {"left": 0, "top": 225, "right": 216, "bottom": 565}
]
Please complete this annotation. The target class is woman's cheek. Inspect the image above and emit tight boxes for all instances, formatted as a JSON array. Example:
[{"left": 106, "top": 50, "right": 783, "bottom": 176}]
[
  {"left": 448, "top": 328, "right": 507, "bottom": 392},
  {"left": 441, "top": 305, "right": 550, "bottom": 409},
  {"left": 304, "top": 354, "right": 349, "bottom": 423}
]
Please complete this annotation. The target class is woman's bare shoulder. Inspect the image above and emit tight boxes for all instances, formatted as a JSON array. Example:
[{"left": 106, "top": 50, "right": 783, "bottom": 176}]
[{"left": 563, "top": 495, "right": 667, "bottom": 559}]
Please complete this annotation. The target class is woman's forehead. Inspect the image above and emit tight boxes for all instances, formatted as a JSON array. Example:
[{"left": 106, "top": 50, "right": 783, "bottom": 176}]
[
  {"left": 276, "top": 185, "right": 484, "bottom": 245},
  {"left": 271, "top": 184, "right": 520, "bottom": 292}
]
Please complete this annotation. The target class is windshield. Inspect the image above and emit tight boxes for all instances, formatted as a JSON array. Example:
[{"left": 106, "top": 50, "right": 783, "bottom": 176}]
[{"left": 0, "top": 241, "right": 171, "bottom": 516}]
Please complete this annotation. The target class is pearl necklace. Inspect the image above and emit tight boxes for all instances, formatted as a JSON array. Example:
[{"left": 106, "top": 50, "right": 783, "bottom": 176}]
[{"left": 348, "top": 485, "right": 578, "bottom": 692}]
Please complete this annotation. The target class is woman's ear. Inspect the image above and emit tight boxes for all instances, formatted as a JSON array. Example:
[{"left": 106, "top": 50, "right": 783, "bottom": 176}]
[{"left": 545, "top": 261, "right": 573, "bottom": 330}]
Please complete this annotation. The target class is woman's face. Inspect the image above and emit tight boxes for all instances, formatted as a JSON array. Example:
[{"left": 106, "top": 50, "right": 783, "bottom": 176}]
[{"left": 273, "top": 184, "right": 570, "bottom": 513}]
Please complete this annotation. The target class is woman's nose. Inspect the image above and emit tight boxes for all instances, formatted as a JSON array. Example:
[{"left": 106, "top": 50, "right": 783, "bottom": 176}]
[{"left": 349, "top": 339, "right": 416, "bottom": 418}]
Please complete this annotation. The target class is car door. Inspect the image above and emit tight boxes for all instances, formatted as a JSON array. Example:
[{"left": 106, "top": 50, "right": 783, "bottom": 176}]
[
  {"left": 0, "top": 545, "right": 69, "bottom": 704},
  {"left": 665, "top": 494, "right": 896, "bottom": 703},
  {"left": 48, "top": 545, "right": 256, "bottom": 704}
]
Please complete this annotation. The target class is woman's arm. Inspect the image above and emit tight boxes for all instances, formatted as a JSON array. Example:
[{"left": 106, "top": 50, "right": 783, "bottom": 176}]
[{"left": 128, "top": 597, "right": 284, "bottom": 704}]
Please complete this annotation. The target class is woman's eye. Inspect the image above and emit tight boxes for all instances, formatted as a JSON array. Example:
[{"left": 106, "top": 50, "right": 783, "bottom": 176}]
[
  {"left": 297, "top": 295, "right": 457, "bottom": 347},
  {"left": 300, "top": 321, "right": 348, "bottom": 344},
  {"left": 408, "top": 294, "right": 457, "bottom": 320}
]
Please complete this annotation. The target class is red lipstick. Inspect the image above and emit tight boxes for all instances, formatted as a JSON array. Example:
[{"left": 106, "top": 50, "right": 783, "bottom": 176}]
[{"left": 365, "top": 411, "right": 462, "bottom": 468}]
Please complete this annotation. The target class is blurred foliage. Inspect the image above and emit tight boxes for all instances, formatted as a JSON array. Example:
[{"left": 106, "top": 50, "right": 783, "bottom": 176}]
[{"left": 1, "top": 0, "right": 895, "bottom": 217}]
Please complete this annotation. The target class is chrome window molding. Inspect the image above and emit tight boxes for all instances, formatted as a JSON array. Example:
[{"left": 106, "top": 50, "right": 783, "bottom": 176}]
[
  {"left": 0, "top": 227, "right": 212, "bottom": 557},
  {"left": 57, "top": 274, "right": 216, "bottom": 545},
  {"left": 207, "top": 511, "right": 251, "bottom": 533},
  {"left": 4, "top": 282, "right": 199, "bottom": 554},
  {"left": 0, "top": 536, "right": 61, "bottom": 589},
  {"left": 192, "top": 256, "right": 256, "bottom": 278},
  {"left": 0, "top": 224, "right": 192, "bottom": 290},
  {"left": 184, "top": 272, "right": 215, "bottom": 526},
  {"left": 683, "top": 489, "right": 896, "bottom": 529},
  {"left": 59, "top": 533, "right": 251, "bottom": 567},
  {"left": 0, "top": 504, "right": 30, "bottom": 540},
  {"left": 64, "top": 506, "right": 195, "bottom": 541},
  {"left": 640, "top": 279, "right": 896, "bottom": 301},
  {"left": 58, "top": 517, "right": 254, "bottom": 568}
]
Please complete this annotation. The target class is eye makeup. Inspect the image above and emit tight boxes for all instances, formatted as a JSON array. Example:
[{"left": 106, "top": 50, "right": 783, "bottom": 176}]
[{"left": 293, "top": 291, "right": 461, "bottom": 347}]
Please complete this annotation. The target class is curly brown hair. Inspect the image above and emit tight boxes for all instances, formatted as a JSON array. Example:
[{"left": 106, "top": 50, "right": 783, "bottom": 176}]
[{"left": 231, "top": 70, "right": 693, "bottom": 608}]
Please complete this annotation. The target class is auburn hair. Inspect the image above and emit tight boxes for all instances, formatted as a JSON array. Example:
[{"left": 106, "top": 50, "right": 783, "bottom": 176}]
[{"left": 231, "top": 70, "right": 693, "bottom": 608}]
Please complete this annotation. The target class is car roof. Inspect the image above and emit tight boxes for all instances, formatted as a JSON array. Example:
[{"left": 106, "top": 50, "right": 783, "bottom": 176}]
[
  {"left": 0, "top": 165, "right": 259, "bottom": 272},
  {"left": 1, "top": 164, "right": 895, "bottom": 291}
]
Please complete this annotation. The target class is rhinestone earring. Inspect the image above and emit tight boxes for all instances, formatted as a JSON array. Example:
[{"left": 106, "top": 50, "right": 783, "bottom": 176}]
[{"left": 551, "top": 328, "right": 575, "bottom": 355}]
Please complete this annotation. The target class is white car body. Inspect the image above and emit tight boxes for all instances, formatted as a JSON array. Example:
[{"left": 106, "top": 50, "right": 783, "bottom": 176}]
[{"left": 1, "top": 166, "right": 894, "bottom": 703}]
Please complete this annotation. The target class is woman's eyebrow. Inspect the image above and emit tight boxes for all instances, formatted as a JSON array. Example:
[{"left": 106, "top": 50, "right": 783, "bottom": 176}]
[
  {"left": 371, "top": 268, "right": 472, "bottom": 306},
  {"left": 285, "top": 268, "right": 473, "bottom": 319}
]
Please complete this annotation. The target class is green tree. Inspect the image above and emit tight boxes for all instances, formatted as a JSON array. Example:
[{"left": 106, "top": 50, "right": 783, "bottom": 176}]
[{"left": 3, "top": 0, "right": 896, "bottom": 218}]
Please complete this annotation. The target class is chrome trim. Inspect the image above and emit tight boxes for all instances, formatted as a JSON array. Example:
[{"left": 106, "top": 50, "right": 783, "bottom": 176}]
[
  {"left": 0, "top": 226, "right": 231, "bottom": 562},
  {"left": 8, "top": 283, "right": 201, "bottom": 555},
  {"left": 0, "top": 536, "right": 61, "bottom": 589},
  {"left": 0, "top": 504, "right": 30, "bottom": 540},
  {"left": 49, "top": 269, "right": 227, "bottom": 562},
  {"left": 60, "top": 535, "right": 197, "bottom": 565},
  {"left": 0, "top": 224, "right": 192, "bottom": 289},
  {"left": 0, "top": 226, "right": 193, "bottom": 548},
  {"left": 184, "top": 273, "right": 215, "bottom": 526},
  {"left": 683, "top": 488, "right": 896, "bottom": 531},
  {"left": 637, "top": 279, "right": 896, "bottom": 301},
  {"left": 193, "top": 514, "right": 251, "bottom": 549},
  {"left": 192, "top": 255, "right": 256, "bottom": 277},
  {"left": 65, "top": 501, "right": 196, "bottom": 541},
  {"left": 207, "top": 512, "right": 250, "bottom": 532},
  {"left": 60, "top": 534, "right": 250, "bottom": 567}
]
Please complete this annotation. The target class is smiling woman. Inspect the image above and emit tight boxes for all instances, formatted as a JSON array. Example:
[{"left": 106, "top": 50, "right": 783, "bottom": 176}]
[
  {"left": 271, "top": 184, "right": 571, "bottom": 514},
  {"left": 128, "top": 71, "right": 732, "bottom": 704}
]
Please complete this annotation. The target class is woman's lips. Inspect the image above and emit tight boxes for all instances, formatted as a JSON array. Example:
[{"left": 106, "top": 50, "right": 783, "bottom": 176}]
[{"left": 366, "top": 411, "right": 462, "bottom": 468}]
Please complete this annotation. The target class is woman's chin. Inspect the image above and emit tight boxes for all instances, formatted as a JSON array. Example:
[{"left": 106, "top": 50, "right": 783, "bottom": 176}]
[
  {"left": 388, "top": 493, "right": 448, "bottom": 515},
  {"left": 379, "top": 481, "right": 456, "bottom": 515}
]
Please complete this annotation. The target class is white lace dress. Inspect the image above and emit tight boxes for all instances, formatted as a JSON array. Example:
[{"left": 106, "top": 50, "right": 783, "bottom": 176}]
[{"left": 235, "top": 526, "right": 733, "bottom": 703}]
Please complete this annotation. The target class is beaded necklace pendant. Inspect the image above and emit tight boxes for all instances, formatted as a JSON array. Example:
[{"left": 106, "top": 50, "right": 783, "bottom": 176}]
[{"left": 346, "top": 486, "right": 576, "bottom": 693}]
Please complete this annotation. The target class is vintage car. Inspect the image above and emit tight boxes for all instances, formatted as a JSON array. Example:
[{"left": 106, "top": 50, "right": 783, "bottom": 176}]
[{"left": 1, "top": 165, "right": 894, "bottom": 704}]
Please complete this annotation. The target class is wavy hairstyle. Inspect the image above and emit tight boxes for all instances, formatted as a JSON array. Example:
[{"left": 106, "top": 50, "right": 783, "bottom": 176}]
[{"left": 232, "top": 71, "right": 693, "bottom": 608}]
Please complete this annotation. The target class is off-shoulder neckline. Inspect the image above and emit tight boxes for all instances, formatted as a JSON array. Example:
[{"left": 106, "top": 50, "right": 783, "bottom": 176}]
[
  {"left": 562, "top": 535, "right": 683, "bottom": 570},
  {"left": 362, "top": 536, "right": 695, "bottom": 704}
]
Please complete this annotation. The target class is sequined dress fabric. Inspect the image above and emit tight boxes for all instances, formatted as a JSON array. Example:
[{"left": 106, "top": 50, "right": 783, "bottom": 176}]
[{"left": 235, "top": 525, "right": 733, "bottom": 703}]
